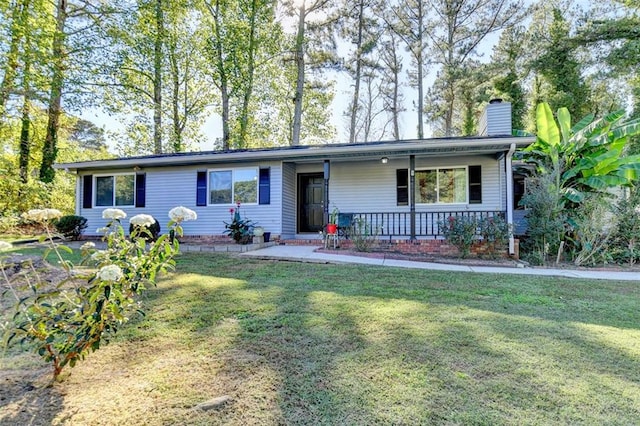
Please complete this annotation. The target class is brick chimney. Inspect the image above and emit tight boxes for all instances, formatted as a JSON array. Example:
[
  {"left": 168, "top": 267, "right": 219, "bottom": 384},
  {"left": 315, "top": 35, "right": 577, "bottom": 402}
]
[{"left": 479, "top": 99, "right": 512, "bottom": 136}]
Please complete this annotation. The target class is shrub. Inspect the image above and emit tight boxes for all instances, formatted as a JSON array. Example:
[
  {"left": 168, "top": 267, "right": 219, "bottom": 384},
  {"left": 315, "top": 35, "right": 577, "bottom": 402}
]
[
  {"left": 349, "top": 217, "right": 379, "bottom": 252},
  {"left": 479, "top": 215, "right": 510, "bottom": 258},
  {"left": 1, "top": 206, "right": 196, "bottom": 380},
  {"left": 567, "top": 194, "right": 613, "bottom": 266},
  {"left": 54, "top": 215, "right": 88, "bottom": 240},
  {"left": 439, "top": 216, "right": 478, "bottom": 258},
  {"left": 609, "top": 189, "right": 640, "bottom": 265},
  {"left": 520, "top": 173, "right": 567, "bottom": 265}
]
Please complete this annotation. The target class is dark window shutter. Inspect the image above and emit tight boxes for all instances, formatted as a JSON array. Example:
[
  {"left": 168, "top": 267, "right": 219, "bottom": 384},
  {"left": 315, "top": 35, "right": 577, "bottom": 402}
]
[
  {"left": 135, "top": 173, "right": 146, "bottom": 207},
  {"left": 196, "top": 171, "right": 207, "bottom": 206},
  {"left": 82, "top": 175, "right": 93, "bottom": 209},
  {"left": 469, "top": 165, "right": 482, "bottom": 204},
  {"left": 396, "top": 169, "right": 409, "bottom": 206},
  {"left": 259, "top": 168, "right": 270, "bottom": 205}
]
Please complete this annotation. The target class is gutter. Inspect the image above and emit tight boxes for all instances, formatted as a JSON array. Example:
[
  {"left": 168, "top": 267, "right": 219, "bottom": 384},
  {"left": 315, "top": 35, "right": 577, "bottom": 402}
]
[
  {"left": 55, "top": 136, "right": 535, "bottom": 172},
  {"left": 505, "top": 143, "right": 516, "bottom": 255}
]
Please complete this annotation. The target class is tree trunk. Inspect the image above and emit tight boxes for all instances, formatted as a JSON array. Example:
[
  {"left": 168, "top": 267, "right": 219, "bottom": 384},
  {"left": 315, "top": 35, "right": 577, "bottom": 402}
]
[
  {"left": 208, "top": 0, "right": 231, "bottom": 150},
  {"left": 291, "top": 3, "right": 306, "bottom": 146},
  {"left": 416, "top": 1, "right": 424, "bottom": 139},
  {"left": 0, "top": 0, "right": 29, "bottom": 123},
  {"left": 348, "top": 0, "right": 365, "bottom": 144},
  {"left": 40, "top": 0, "right": 67, "bottom": 183},
  {"left": 153, "top": 0, "right": 164, "bottom": 154},
  {"left": 392, "top": 56, "right": 400, "bottom": 140},
  {"left": 19, "top": 97, "right": 31, "bottom": 184},
  {"left": 168, "top": 35, "right": 182, "bottom": 152},
  {"left": 238, "top": 0, "right": 259, "bottom": 149}
]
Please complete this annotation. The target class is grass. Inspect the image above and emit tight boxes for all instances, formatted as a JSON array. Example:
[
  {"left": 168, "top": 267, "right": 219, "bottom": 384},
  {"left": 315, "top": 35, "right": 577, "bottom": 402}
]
[{"left": 2, "top": 252, "right": 640, "bottom": 425}]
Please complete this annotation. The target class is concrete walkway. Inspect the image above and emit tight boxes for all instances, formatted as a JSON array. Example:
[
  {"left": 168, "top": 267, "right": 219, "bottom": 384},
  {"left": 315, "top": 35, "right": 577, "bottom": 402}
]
[{"left": 240, "top": 245, "right": 640, "bottom": 282}]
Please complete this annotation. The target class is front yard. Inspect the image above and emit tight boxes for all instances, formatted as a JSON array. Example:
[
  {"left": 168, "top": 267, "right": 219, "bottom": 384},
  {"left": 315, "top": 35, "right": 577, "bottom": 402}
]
[{"left": 2, "top": 252, "right": 639, "bottom": 425}]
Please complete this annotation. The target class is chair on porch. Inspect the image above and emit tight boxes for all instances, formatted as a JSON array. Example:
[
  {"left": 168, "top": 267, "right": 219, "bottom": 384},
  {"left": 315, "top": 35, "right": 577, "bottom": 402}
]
[
  {"left": 337, "top": 213, "right": 354, "bottom": 240},
  {"left": 324, "top": 213, "right": 353, "bottom": 249}
]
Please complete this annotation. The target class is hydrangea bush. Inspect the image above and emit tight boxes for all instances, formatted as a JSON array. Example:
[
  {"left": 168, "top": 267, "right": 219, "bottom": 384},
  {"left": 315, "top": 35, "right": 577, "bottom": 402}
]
[{"left": 1, "top": 206, "right": 197, "bottom": 380}]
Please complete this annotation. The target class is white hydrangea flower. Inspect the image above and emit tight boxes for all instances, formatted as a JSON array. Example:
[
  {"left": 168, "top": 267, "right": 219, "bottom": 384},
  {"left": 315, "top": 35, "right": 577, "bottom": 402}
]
[
  {"left": 102, "top": 208, "right": 127, "bottom": 220},
  {"left": 0, "top": 241, "right": 12, "bottom": 251},
  {"left": 96, "top": 227, "right": 109, "bottom": 233},
  {"left": 43, "top": 208, "right": 63, "bottom": 220},
  {"left": 169, "top": 206, "right": 197, "bottom": 223},
  {"left": 22, "top": 208, "right": 63, "bottom": 222},
  {"left": 90, "top": 251, "right": 105, "bottom": 261},
  {"left": 96, "top": 264, "right": 123, "bottom": 282},
  {"left": 130, "top": 214, "right": 156, "bottom": 228},
  {"left": 80, "top": 241, "right": 95, "bottom": 250}
]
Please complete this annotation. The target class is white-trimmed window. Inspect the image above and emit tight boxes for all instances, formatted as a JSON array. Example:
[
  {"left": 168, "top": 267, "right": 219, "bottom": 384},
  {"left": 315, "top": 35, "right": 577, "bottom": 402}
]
[
  {"left": 208, "top": 168, "right": 258, "bottom": 205},
  {"left": 415, "top": 167, "right": 467, "bottom": 204},
  {"left": 95, "top": 174, "right": 135, "bottom": 207}
]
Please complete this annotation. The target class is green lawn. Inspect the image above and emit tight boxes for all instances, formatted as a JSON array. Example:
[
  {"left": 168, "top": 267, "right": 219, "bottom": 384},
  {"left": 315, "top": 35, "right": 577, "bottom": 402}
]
[{"left": 2, "top": 252, "right": 640, "bottom": 425}]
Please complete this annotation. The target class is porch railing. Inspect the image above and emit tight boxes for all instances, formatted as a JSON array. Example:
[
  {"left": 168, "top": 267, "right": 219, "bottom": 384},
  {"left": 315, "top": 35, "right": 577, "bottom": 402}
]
[{"left": 345, "top": 210, "right": 506, "bottom": 239}]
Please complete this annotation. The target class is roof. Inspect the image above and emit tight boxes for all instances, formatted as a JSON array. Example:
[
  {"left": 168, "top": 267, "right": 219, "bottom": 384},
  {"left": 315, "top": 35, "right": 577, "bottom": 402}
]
[{"left": 55, "top": 135, "right": 535, "bottom": 172}]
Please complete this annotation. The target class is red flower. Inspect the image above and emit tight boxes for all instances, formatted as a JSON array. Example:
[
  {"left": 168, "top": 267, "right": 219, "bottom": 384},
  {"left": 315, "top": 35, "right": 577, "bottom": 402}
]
[
  {"left": 236, "top": 201, "right": 241, "bottom": 208},
  {"left": 229, "top": 208, "right": 235, "bottom": 214}
]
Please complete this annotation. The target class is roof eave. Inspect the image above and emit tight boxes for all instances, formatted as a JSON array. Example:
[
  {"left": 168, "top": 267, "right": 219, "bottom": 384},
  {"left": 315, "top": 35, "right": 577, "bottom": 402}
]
[{"left": 55, "top": 136, "right": 535, "bottom": 172}]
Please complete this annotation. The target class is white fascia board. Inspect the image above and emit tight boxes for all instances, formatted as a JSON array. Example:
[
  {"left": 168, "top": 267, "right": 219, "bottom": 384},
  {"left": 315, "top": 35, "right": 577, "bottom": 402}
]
[{"left": 55, "top": 136, "right": 535, "bottom": 172}]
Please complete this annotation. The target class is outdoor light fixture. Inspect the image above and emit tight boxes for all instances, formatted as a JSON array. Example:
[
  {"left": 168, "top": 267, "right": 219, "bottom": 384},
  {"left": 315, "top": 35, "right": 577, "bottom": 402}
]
[{"left": 381, "top": 157, "right": 389, "bottom": 164}]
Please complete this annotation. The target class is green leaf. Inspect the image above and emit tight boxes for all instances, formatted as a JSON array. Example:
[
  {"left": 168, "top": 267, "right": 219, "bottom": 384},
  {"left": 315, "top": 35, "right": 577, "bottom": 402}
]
[
  {"left": 579, "top": 175, "right": 627, "bottom": 190},
  {"left": 536, "top": 103, "right": 560, "bottom": 146},
  {"left": 570, "top": 113, "right": 595, "bottom": 134},
  {"left": 557, "top": 107, "right": 572, "bottom": 144},
  {"left": 58, "top": 244, "right": 73, "bottom": 254},
  {"left": 563, "top": 188, "right": 584, "bottom": 203}
]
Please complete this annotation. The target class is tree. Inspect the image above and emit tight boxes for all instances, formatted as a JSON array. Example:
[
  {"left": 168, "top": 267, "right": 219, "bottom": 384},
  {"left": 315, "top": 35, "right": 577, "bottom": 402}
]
[
  {"left": 490, "top": 25, "right": 527, "bottom": 132},
  {"left": 202, "top": 0, "right": 279, "bottom": 150},
  {"left": 39, "top": 0, "right": 68, "bottom": 183},
  {"left": 165, "top": 5, "right": 212, "bottom": 152},
  {"left": 337, "top": 0, "right": 380, "bottom": 143},
  {"left": 283, "top": 0, "right": 336, "bottom": 146},
  {"left": 528, "top": 5, "right": 590, "bottom": 121},
  {"left": 378, "top": 29, "right": 404, "bottom": 140},
  {"left": 387, "top": 0, "right": 428, "bottom": 138},
  {"left": 68, "top": 118, "right": 107, "bottom": 151},
  {"left": 573, "top": 1, "right": 640, "bottom": 149},
  {"left": 425, "top": 0, "right": 526, "bottom": 137},
  {"left": 100, "top": 0, "right": 166, "bottom": 154}
]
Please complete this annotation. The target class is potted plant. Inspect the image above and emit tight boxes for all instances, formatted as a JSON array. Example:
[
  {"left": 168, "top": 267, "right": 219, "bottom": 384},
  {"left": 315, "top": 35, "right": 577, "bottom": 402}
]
[
  {"left": 327, "top": 207, "right": 339, "bottom": 235},
  {"left": 224, "top": 203, "right": 254, "bottom": 244}
]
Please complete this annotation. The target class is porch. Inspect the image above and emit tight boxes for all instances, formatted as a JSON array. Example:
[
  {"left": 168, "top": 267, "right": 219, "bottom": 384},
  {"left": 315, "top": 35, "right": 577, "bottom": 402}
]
[{"left": 334, "top": 210, "right": 506, "bottom": 240}]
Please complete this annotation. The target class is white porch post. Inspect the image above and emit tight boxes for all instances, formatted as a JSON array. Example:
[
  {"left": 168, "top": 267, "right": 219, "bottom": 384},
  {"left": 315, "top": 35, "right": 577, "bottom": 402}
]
[
  {"left": 505, "top": 143, "right": 516, "bottom": 255},
  {"left": 75, "top": 172, "right": 81, "bottom": 216},
  {"left": 409, "top": 155, "right": 416, "bottom": 240}
]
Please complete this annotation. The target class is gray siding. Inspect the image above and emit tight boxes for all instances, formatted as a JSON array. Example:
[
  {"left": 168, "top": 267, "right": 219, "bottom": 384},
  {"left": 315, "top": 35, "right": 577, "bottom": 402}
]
[
  {"left": 328, "top": 155, "right": 505, "bottom": 214},
  {"left": 281, "top": 162, "right": 296, "bottom": 238},
  {"left": 479, "top": 102, "right": 512, "bottom": 136},
  {"left": 79, "top": 162, "right": 282, "bottom": 237},
  {"left": 76, "top": 154, "right": 508, "bottom": 238}
]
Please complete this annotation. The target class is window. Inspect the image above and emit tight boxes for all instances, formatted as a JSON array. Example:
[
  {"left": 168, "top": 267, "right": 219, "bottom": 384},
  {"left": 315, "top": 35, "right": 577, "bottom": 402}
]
[
  {"left": 95, "top": 174, "right": 135, "bottom": 207},
  {"left": 396, "top": 169, "right": 409, "bottom": 206},
  {"left": 415, "top": 167, "right": 467, "bottom": 204},
  {"left": 208, "top": 168, "right": 258, "bottom": 205}
]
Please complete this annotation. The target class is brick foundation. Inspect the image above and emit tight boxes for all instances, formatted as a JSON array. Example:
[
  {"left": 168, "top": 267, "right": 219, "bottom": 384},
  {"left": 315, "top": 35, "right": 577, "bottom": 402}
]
[
  {"left": 179, "top": 234, "right": 281, "bottom": 244},
  {"left": 178, "top": 234, "right": 513, "bottom": 258},
  {"left": 282, "top": 237, "right": 511, "bottom": 258}
]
